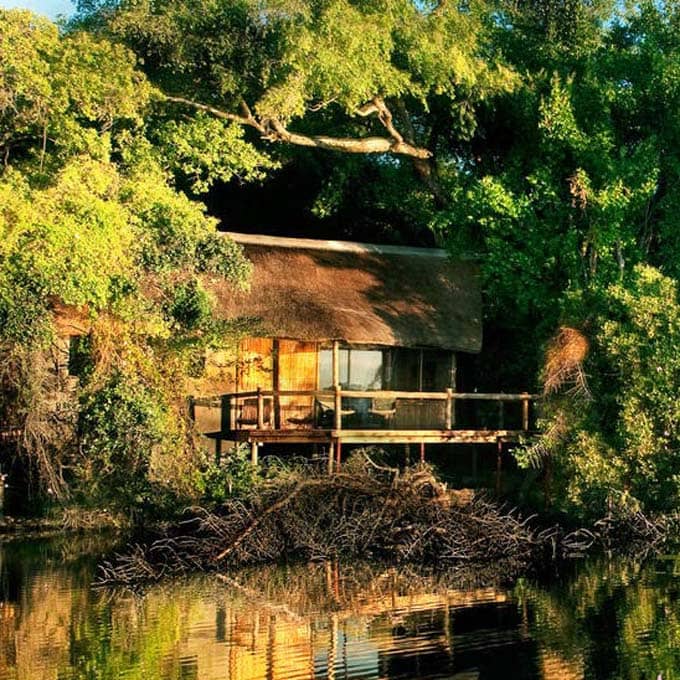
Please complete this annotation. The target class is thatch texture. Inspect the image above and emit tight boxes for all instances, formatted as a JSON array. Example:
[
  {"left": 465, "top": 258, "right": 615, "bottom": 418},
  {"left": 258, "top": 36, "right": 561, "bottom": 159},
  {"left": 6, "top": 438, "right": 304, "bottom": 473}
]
[{"left": 211, "top": 233, "right": 482, "bottom": 352}]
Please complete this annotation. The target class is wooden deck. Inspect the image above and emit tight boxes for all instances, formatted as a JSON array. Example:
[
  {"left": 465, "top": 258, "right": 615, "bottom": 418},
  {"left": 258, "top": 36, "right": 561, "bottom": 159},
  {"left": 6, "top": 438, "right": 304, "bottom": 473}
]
[
  {"left": 231, "top": 428, "right": 531, "bottom": 445},
  {"left": 190, "top": 387, "right": 540, "bottom": 471}
]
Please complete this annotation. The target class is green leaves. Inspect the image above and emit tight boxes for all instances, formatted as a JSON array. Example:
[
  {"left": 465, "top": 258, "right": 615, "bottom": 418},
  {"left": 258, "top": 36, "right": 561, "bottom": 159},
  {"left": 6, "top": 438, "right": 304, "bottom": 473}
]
[
  {"left": 156, "top": 113, "right": 277, "bottom": 192},
  {"left": 0, "top": 9, "right": 255, "bottom": 506},
  {"left": 0, "top": 10, "right": 150, "bottom": 171}
]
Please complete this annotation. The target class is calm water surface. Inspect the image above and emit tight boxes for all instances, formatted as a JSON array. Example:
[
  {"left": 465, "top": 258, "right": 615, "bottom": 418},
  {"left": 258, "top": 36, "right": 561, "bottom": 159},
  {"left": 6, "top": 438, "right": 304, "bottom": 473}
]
[{"left": 0, "top": 535, "right": 679, "bottom": 679}]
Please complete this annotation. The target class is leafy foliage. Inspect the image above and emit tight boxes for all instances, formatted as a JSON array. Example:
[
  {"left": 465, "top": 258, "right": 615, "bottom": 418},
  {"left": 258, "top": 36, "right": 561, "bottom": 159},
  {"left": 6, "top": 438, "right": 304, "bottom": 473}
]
[
  {"left": 3, "top": 0, "right": 680, "bottom": 520},
  {"left": 0, "top": 9, "right": 254, "bottom": 509}
]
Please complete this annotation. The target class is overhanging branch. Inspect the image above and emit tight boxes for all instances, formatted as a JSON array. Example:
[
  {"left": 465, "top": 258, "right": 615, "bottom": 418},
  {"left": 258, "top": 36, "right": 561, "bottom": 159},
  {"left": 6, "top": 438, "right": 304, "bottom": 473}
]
[{"left": 163, "top": 94, "right": 432, "bottom": 160}]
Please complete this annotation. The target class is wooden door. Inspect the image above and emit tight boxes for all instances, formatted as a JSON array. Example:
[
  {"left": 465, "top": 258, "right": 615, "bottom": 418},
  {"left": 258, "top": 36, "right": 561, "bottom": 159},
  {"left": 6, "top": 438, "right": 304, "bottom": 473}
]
[{"left": 238, "top": 338, "right": 274, "bottom": 392}]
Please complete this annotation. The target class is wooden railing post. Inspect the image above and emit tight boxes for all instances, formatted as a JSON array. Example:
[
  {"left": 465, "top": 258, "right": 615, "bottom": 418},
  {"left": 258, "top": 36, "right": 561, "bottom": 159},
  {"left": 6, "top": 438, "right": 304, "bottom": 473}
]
[
  {"left": 328, "top": 441, "right": 335, "bottom": 475},
  {"left": 522, "top": 393, "right": 530, "bottom": 431},
  {"left": 257, "top": 387, "right": 264, "bottom": 429},
  {"left": 445, "top": 388, "right": 453, "bottom": 429},
  {"left": 334, "top": 384, "right": 342, "bottom": 431},
  {"left": 332, "top": 340, "right": 340, "bottom": 387},
  {"left": 498, "top": 399, "right": 505, "bottom": 429},
  {"left": 221, "top": 395, "right": 234, "bottom": 432}
]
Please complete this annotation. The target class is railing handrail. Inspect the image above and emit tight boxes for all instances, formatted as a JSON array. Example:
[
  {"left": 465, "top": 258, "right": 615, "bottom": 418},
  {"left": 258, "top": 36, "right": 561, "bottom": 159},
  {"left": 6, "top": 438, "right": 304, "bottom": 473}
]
[
  {"left": 190, "top": 387, "right": 540, "bottom": 434},
  {"left": 196, "top": 389, "right": 540, "bottom": 403}
]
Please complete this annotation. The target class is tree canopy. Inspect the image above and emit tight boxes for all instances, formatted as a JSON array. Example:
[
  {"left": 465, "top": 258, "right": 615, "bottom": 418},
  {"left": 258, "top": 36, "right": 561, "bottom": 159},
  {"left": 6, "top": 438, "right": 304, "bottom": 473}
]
[
  {"left": 0, "top": 9, "right": 252, "bottom": 506},
  {"left": 2, "top": 1, "right": 680, "bottom": 517}
]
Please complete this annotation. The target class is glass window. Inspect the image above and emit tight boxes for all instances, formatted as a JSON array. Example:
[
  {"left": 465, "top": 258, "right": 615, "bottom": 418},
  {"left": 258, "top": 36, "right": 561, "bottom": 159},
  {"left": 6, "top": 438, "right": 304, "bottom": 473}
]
[
  {"left": 319, "top": 348, "right": 383, "bottom": 390},
  {"left": 346, "top": 350, "right": 382, "bottom": 390},
  {"left": 319, "top": 349, "right": 333, "bottom": 389},
  {"left": 320, "top": 347, "right": 453, "bottom": 391},
  {"left": 422, "top": 349, "right": 454, "bottom": 391},
  {"left": 390, "top": 348, "right": 420, "bottom": 391}
]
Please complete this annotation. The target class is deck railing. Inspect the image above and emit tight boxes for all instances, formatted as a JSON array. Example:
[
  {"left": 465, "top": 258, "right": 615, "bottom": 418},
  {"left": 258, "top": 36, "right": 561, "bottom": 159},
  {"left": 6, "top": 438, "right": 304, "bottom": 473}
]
[{"left": 190, "top": 388, "right": 540, "bottom": 433}]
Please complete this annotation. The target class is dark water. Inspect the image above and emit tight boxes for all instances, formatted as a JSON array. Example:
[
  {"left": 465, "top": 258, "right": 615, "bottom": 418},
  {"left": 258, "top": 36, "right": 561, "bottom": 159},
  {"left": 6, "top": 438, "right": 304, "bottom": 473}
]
[{"left": 0, "top": 536, "right": 679, "bottom": 679}]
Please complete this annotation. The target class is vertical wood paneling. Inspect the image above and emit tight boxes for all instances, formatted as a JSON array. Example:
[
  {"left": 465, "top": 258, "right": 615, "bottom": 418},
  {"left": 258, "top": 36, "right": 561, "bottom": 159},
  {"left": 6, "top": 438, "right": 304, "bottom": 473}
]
[
  {"left": 238, "top": 338, "right": 274, "bottom": 392},
  {"left": 278, "top": 340, "right": 318, "bottom": 428}
]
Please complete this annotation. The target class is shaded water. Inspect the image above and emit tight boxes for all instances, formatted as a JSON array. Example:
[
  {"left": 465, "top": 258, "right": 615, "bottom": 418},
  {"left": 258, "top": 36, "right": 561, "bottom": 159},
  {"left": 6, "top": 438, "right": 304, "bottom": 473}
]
[{"left": 1, "top": 536, "right": 679, "bottom": 679}]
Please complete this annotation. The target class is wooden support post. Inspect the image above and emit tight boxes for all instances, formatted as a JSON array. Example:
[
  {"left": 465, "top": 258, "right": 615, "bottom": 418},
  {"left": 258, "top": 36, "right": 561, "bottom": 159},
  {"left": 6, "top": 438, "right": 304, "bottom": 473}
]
[
  {"left": 187, "top": 395, "right": 196, "bottom": 421},
  {"left": 420, "top": 442, "right": 425, "bottom": 463},
  {"left": 496, "top": 439, "right": 503, "bottom": 495},
  {"left": 328, "top": 441, "right": 335, "bottom": 475},
  {"left": 335, "top": 438, "right": 342, "bottom": 470},
  {"left": 272, "top": 338, "right": 281, "bottom": 430},
  {"left": 332, "top": 340, "right": 340, "bottom": 388},
  {"left": 257, "top": 387, "right": 264, "bottom": 429},
  {"left": 498, "top": 400, "right": 505, "bottom": 429},
  {"left": 445, "top": 388, "right": 453, "bottom": 429},
  {"left": 334, "top": 384, "right": 342, "bottom": 431},
  {"left": 404, "top": 443, "right": 411, "bottom": 466},
  {"left": 522, "top": 393, "right": 530, "bottom": 431},
  {"left": 250, "top": 441, "right": 258, "bottom": 467},
  {"left": 222, "top": 395, "right": 235, "bottom": 432}
]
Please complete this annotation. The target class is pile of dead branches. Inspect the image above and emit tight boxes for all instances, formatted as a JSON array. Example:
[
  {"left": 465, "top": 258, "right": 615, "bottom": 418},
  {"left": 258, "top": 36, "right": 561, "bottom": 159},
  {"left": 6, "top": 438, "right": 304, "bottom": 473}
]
[{"left": 98, "top": 457, "right": 542, "bottom": 585}]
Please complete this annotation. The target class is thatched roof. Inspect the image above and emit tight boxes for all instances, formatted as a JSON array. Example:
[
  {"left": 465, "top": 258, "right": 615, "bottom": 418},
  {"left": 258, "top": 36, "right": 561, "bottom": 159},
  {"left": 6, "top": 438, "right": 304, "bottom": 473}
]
[{"left": 212, "top": 233, "right": 482, "bottom": 353}]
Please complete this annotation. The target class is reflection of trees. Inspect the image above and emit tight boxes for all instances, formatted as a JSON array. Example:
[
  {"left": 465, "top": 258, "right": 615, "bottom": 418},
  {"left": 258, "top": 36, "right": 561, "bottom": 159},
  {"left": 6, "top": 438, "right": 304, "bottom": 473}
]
[
  {"left": 0, "top": 548, "right": 515, "bottom": 680},
  {"left": 5, "top": 541, "right": 680, "bottom": 680},
  {"left": 516, "top": 557, "right": 680, "bottom": 679}
]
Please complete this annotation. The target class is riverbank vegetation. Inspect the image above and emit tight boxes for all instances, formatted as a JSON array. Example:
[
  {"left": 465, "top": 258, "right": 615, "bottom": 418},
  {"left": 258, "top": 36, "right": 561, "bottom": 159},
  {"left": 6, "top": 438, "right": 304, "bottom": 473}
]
[
  {"left": 0, "top": 1, "right": 679, "bottom": 525},
  {"left": 0, "top": 9, "right": 254, "bottom": 513}
]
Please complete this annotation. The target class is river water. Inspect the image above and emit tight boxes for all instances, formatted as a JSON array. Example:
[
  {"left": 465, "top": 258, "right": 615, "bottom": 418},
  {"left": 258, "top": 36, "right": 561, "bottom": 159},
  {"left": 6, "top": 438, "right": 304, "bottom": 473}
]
[{"left": 0, "top": 534, "right": 678, "bottom": 679}]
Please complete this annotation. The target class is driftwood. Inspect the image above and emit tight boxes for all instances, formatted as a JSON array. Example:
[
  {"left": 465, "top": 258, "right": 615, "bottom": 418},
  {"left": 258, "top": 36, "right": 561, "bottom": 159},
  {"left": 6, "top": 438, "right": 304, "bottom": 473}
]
[{"left": 98, "top": 458, "right": 546, "bottom": 585}]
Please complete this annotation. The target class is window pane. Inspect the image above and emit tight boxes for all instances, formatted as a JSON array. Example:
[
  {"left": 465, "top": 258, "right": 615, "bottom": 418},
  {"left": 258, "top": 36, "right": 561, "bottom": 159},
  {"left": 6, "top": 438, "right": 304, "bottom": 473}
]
[
  {"left": 319, "top": 349, "right": 332, "bottom": 389},
  {"left": 318, "top": 348, "right": 349, "bottom": 388},
  {"left": 391, "top": 348, "right": 420, "bottom": 391},
  {"left": 347, "top": 350, "right": 382, "bottom": 390},
  {"left": 422, "top": 350, "right": 453, "bottom": 391}
]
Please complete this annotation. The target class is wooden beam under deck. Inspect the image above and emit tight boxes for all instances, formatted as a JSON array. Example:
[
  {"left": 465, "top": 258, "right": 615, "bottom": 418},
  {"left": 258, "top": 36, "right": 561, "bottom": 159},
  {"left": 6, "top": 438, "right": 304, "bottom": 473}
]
[{"left": 227, "top": 428, "right": 534, "bottom": 445}]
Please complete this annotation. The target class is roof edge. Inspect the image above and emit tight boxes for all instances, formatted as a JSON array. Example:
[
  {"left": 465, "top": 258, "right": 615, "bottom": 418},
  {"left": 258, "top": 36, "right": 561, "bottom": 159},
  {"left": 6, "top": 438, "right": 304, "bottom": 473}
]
[{"left": 223, "top": 231, "right": 449, "bottom": 259}]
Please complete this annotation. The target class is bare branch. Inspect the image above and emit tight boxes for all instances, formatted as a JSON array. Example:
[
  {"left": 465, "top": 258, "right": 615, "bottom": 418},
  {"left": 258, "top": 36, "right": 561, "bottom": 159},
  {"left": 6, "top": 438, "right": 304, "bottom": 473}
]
[
  {"left": 394, "top": 99, "right": 447, "bottom": 206},
  {"left": 371, "top": 96, "right": 404, "bottom": 145},
  {"left": 163, "top": 95, "right": 265, "bottom": 134}
]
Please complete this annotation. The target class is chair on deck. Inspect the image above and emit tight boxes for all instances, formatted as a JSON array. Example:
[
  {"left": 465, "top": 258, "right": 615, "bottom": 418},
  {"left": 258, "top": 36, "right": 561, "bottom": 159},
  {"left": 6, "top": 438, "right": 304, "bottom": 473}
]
[
  {"left": 368, "top": 398, "right": 396, "bottom": 427},
  {"left": 315, "top": 397, "right": 355, "bottom": 428},
  {"left": 286, "top": 403, "right": 316, "bottom": 428},
  {"left": 236, "top": 397, "right": 273, "bottom": 428}
]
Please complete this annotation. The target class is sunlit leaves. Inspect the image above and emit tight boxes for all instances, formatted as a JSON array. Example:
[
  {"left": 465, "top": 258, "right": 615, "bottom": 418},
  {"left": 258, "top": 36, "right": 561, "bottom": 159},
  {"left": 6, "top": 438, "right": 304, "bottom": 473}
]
[
  {"left": 0, "top": 10, "right": 150, "bottom": 170},
  {"left": 156, "top": 114, "right": 277, "bottom": 192}
]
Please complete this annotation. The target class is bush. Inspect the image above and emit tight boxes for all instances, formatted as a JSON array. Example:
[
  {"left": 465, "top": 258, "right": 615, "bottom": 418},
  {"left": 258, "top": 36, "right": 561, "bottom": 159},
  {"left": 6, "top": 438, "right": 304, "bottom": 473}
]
[
  {"left": 201, "top": 444, "right": 258, "bottom": 503},
  {"left": 76, "top": 371, "right": 175, "bottom": 510},
  {"left": 524, "top": 266, "right": 680, "bottom": 517}
]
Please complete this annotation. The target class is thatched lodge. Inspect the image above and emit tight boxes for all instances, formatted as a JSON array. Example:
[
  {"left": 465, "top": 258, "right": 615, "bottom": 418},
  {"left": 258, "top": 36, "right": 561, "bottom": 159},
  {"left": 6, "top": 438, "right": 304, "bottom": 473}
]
[{"left": 191, "top": 233, "right": 535, "bottom": 468}]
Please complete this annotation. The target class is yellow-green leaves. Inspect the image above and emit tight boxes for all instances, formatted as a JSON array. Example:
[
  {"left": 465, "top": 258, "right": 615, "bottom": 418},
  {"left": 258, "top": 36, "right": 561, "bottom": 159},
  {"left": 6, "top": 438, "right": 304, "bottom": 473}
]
[
  {"left": 0, "top": 10, "right": 150, "bottom": 172},
  {"left": 157, "top": 114, "right": 278, "bottom": 193}
]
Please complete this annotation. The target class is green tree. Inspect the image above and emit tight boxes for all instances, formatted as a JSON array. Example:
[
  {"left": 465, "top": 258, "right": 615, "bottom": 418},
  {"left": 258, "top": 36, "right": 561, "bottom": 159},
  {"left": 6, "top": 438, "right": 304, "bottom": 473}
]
[{"left": 0, "top": 9, "right": 253, "bottom": 508}]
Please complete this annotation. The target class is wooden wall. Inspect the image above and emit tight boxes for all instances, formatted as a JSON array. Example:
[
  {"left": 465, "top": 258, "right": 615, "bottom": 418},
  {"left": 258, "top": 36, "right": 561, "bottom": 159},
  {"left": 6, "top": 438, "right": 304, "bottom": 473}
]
[{"left": 278, "top": 340, "right": 318, "bottom": 428}]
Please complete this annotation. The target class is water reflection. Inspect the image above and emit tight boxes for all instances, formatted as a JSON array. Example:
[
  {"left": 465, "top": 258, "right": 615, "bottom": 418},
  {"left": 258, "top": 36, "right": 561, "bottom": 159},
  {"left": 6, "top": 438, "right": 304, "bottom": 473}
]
[{"left": 0, "top": 535, "right": 678, "bottom": 679}]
